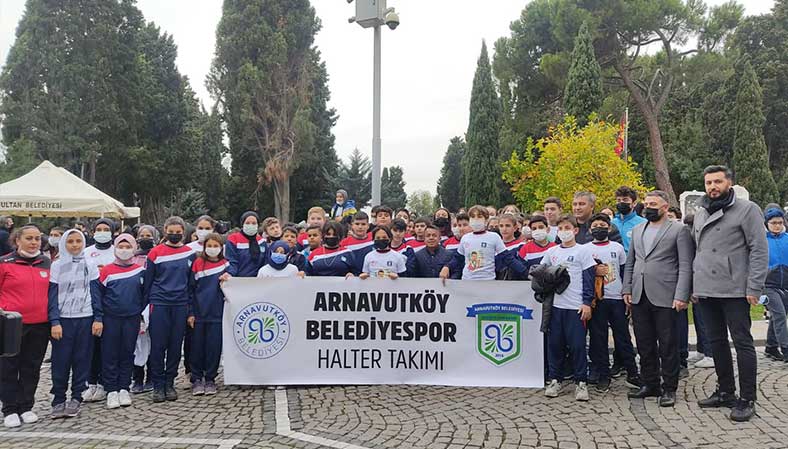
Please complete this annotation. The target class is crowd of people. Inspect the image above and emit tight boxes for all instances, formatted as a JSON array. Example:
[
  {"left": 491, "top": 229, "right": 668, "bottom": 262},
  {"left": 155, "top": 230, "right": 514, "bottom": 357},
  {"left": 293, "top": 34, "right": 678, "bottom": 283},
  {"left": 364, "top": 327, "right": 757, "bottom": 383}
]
[{"left": 0, "top": 164, "right": 779, "bottom": 428}]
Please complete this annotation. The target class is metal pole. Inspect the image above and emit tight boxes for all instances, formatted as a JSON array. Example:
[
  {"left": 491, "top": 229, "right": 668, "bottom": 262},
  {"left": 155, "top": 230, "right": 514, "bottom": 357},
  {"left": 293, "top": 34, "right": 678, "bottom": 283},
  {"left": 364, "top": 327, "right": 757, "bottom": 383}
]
[{"left": 371, "top": 24, "right": 382, "bottom": 207}]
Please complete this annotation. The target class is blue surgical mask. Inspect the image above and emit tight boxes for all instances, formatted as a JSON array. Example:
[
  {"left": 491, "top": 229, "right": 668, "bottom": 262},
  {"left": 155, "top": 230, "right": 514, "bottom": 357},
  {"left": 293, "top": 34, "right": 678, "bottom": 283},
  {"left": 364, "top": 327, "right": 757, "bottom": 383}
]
[{"left": 270, "top": 252, "right": 287, "bottom": 265}]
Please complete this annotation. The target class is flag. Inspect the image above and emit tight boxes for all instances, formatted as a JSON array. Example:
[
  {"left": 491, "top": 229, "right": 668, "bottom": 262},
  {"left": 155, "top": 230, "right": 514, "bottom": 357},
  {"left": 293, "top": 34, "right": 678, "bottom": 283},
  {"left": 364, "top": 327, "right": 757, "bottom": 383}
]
[{"left": 614, "top": 115, "right": 626, "bottom": 157}]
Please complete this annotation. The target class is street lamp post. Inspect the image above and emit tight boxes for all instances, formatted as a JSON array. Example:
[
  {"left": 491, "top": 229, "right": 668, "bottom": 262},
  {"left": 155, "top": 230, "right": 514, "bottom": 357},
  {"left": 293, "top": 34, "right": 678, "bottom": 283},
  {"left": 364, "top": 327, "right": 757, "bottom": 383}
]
[{"left": 348, "top": 0, "right": 399, "bottom": 207}]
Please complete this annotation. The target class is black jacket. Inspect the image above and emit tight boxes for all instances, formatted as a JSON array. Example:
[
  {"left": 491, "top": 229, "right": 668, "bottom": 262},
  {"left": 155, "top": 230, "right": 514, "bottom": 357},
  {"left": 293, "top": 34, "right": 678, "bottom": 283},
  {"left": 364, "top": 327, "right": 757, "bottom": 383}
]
[{"left": 529, "top": 264, "right": 571, "bottom": 333}]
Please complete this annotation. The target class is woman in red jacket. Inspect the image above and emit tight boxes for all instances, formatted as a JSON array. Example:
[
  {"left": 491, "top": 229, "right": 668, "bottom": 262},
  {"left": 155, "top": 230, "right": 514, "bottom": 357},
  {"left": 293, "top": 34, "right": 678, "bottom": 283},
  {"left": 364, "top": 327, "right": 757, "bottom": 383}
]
[{"left": 0, "top": 224, "right": 51, "bottom": 428}]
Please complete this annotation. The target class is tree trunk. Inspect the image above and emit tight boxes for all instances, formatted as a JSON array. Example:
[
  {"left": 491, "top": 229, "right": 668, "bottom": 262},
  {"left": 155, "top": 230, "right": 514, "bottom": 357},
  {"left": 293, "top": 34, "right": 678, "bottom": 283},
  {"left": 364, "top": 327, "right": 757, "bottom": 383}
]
[
  {"left": 642, "top": 110, "right": 678, "bottom": 205},
  {"left": 273, "top": 175, "right": 291, "bottom": 222}
]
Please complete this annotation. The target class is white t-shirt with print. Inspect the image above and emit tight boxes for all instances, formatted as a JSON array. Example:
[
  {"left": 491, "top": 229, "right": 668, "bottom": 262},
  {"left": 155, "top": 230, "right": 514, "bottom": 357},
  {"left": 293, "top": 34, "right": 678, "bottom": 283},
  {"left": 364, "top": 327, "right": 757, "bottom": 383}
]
[
  {"left": 541, "top": 243, "right": 596, "bottom": 310},
  {"left": 257, "top": 264, "right": 299, "bottom": 278},
  {"left": 458, "top": 231, "right": 506, "bottom": 280},
  {"left": 587, "top": 241, "right": 626, "bottom": 300},
  {"left": 362, "top": 250, "right": 407, "bottom": 278},
  {"left": 85, "top": 245, "right": 115, "bottom": 269}
]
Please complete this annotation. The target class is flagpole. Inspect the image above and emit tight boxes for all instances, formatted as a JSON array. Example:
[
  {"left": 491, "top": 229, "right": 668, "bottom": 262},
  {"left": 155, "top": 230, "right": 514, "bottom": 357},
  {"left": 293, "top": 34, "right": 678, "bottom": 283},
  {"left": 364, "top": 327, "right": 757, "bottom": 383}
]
[{"left": 623, "top": 107, "right": 629, "bottom": 161}]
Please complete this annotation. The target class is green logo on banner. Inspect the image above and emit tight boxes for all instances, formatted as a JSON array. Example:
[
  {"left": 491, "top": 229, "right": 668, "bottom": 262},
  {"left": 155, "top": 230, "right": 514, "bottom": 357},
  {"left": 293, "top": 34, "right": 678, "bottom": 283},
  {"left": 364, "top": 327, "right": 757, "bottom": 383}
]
[{"left": 467, "top": 303, "right": 533, "bottom": 366}]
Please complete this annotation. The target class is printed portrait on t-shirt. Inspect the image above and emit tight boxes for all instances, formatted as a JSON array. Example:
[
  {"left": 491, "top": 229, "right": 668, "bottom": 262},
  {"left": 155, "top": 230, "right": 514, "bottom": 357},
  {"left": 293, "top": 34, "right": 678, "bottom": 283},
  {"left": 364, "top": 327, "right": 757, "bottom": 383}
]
[{"left": 468, "top": 251, "right": 482, "bottom": 271}]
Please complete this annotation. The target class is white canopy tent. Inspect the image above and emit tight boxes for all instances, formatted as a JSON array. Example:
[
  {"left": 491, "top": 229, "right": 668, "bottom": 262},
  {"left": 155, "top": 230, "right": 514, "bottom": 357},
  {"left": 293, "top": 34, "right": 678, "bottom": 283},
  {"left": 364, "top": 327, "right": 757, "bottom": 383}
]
[{"left": 0, "top": 161, "right": 140, "bottom": 219}]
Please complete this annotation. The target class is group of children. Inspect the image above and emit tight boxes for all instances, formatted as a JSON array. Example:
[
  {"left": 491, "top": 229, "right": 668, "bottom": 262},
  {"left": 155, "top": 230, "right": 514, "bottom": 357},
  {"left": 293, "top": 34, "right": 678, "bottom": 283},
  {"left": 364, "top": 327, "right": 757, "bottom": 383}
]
[{"left": 43, "top": 193, "right": 639, "bottom": 420}]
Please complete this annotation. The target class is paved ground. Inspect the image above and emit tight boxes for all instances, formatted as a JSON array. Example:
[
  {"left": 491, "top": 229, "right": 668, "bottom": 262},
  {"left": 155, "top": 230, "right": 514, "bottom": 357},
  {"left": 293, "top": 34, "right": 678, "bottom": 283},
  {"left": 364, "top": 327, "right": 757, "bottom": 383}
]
[{"left": 1, "top": 349, "right": 786, "bottom": 449}]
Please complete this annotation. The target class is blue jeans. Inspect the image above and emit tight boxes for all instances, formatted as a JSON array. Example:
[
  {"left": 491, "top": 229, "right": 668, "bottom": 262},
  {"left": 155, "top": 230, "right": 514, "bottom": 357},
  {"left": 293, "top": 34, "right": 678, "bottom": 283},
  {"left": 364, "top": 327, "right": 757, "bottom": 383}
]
[
  {"left": 692, "top": 303, "right": 712, "bottom": 356},
  {"left": 765, "top": 287, "right": 788, "bottom": 352},
  {"left": 547, "top": 307, "right": 587, "bottom": 383},
  {"left": 50, "top": 317, "right": 93, "bottom": 405}
]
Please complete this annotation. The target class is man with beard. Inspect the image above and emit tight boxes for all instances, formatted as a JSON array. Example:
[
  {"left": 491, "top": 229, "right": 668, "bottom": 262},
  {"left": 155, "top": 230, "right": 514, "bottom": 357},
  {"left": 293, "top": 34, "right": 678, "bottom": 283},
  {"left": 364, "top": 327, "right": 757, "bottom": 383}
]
[{"left": 691, "top": 165, "right": 767, "bottom": 422}]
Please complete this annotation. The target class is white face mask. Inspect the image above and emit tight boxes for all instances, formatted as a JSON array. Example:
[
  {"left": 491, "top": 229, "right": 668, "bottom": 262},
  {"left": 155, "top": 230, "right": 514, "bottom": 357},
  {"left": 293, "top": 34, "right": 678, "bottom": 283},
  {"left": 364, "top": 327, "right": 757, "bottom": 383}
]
[
  {"left": 49, "top": 236, "right": 61, "bottom": 246},
  {"left": 557, "top": 230, "right": 575, "bottom": 243},
  {"left": 196, "top": 229, "right": 212, "bottom": 242},
  {"left": 242, "top": 224, "right": 258, "bottom": 237},
  {"left": 451, "top": 227, "right": 460, "bottom": 238},
  {"left": 469, "top": 218, "right": 486, "bottom": 233},
  {"left": 94, "top": 231, "right": 112, "bottom": 244},
  {"left": 18, "top": 249, "right": 41, "bottom": 258},
  {"left": 531, "top": 229, "right": 548, "bottom": 242},
  {"left": 205, "top": 247, "right": 222, "bottom": 258},
  {"left": 521, "top": 226, "right": 532, "bottom": 239},
  {"left": 115, "top": 248, "right": 135, "bottom": 261}
]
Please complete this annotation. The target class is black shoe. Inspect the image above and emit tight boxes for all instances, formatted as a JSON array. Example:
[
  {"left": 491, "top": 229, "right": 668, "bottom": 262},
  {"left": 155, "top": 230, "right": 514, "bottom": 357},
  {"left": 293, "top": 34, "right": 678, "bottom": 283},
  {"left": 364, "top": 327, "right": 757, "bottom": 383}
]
[
  {"left": 730, "top": 399, "right": 756, "bottom": 422},
  {"left": 587, "top": 373, "right": 599, "bottom": 385},
  {"left": 165, "top": 385, "right": 178, "bottom": 401},
  {"left": 625, "top": 374, "right": 642, "bottom": 389},
  {"left": 595, "top": 377, "right": 611, "bottom": 393},
  {"left": 679, "top": 367, "right": 689, "bottom": 379},
  {"left": 152, "top": 389, "right": 166, "bottom": 403},
  {"left": 659, "top": 391, "right": 676, "bottom": 407},
  {"left": 765, "top": 347, "right": 784, "bottom": 361},
  {"left": 610, "top": 364, "right": 624, "bottom": 378},
  {"left": 698, "top": 390, "right": 738, "bottom": 408},
  {"left": 628, "top": 386, "right": 661, "bottom": 399}
]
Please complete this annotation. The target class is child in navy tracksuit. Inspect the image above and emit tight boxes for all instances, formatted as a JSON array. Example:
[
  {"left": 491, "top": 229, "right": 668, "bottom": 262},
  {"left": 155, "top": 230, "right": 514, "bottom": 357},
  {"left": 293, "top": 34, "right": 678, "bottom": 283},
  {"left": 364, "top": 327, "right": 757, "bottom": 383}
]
[
  {"left": 307, "top": 221, "right": 356, "bottom": 277},
  {"left": 225, "top": 211, "right": 267, "bottom": 277},
  {"left": 188, "top": 233, "right": 228, "bottom": 396},
  {"left": 48, "top": 229, "right": 99, "bottom": 418},
  {"left": 144, "top": 216, "right": 196, "bottom": 402},
  {"left": 91, "top": 234, "right": 145, "bottom": 410}
]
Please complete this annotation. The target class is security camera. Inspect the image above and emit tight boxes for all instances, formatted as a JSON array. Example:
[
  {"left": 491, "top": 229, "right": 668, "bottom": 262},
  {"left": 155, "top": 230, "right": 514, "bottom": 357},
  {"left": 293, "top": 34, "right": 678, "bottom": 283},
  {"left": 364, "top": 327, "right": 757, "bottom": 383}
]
[{"left": 384, "top": 10, "right": 399, "bottom": 30}]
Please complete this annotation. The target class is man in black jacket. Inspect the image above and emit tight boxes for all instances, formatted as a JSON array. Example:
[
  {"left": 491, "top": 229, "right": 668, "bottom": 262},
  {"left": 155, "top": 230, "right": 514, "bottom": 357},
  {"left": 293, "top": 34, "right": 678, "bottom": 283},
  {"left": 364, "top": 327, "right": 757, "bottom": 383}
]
[{"left": 412, "top": 226, "right": 454, "bottom": 278}]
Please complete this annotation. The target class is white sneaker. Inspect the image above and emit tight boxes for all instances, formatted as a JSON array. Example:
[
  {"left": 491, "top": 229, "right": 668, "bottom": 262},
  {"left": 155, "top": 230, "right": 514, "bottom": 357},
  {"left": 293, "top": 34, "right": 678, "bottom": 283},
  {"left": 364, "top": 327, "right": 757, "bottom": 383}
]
[
  {"left": 118, "top": 390, "right": 132, "bottom": 407},
  {"left": 694, "top": 356, "right": 715, "bottom": 368},
  {"left": 20, "top": 411, "right": 38, "bottom": 424},
  {"left": 687, "top": 351, "right": 704, "bottom": 363},
  {"left": 544, "top": 379, "right": 561, "bottom": 398},
  {"left": 106, "top": 392, "right": 120, "bottom": 409},
  {"left": 82, "top": 384, "right": 97, "bottom": 402},
  {"left": 92, "top": 384, "right": 107, "bottom": 402},
  {"left": 575, "top": 382, "right": 590, "bottom": 401},
  {"left": 3, "top": 414, "right": 21, "bottom": 428}
]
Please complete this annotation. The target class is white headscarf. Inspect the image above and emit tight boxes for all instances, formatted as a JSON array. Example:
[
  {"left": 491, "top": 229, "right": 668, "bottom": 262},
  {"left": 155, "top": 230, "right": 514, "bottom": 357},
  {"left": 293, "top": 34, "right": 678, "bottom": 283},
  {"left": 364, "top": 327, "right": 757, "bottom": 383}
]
[{"left": 50, "top": 229, "right": 99, "bottom": 318}]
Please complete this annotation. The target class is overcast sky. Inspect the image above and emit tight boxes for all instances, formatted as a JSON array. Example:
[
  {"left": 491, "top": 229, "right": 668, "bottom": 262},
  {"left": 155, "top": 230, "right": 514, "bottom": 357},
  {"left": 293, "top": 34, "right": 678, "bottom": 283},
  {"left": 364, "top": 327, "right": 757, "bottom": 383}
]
[{"left": 0, "top": 0, "right": 776, "bottom": 195}]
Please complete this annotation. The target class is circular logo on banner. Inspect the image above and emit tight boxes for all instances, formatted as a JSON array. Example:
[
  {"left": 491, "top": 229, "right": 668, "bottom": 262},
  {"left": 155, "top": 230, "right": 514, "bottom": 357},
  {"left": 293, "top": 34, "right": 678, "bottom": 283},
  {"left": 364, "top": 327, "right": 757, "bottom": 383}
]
[{"left": 233, "top": 302, "right": 290, "bottom": 359}]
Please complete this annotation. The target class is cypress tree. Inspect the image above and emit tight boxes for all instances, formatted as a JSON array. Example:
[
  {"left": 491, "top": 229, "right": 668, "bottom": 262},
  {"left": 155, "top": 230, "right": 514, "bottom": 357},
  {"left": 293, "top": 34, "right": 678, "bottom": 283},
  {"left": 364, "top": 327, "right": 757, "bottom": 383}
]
[
  {"left": 437, "top": 136, "right": 465, "bottom": 211},
  {"left": 732, "top": 60, "right": 779, "bottom": 206},
  {"left": 381, "top": 166, "right": 407, "bottom": 210},
  {"left": 564, "top": 22, "right": 602, "bottom": 126},
  {"left": 463, "top": 41, "right": 502, "bottom": 207}
]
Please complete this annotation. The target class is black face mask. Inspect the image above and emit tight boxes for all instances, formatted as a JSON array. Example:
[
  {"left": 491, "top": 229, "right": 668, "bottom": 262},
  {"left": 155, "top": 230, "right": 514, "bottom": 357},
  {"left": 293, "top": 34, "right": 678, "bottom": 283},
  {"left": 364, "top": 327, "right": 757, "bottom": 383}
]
[
  {"left": 591, "top": 228, "right": 609, "bottom": 241},
  {"left": 644, "top": 207, "right": 662, "bottom": 222},
  {"left": 434, "top": 217, "right": 449, "bottom": 228},
  {"left": 616, "top": 202, "right": 632, "bottom": 215},
  {"left": 138, "top": 238, "right": 155, "bottom": 251},
  {"left": 514, "top": 230, "right": 522, "bottom": 239},
  {"left": 324, "top": 236, "right": 340, "bottom": 248},
  {"left": 166, "top": 233, "right": 182, "bottom": 244},
  {"left": 374, "top": 239, "right": 390, "bottom": 251}
]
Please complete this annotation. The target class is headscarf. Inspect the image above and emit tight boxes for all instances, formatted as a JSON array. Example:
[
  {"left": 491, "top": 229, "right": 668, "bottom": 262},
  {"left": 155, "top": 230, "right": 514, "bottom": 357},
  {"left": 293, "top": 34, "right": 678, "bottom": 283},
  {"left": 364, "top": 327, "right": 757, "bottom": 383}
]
[
  {"left": 136, "top": 224, "right": 160, "bottom": 255},
  {"left": 268, "top": 241, "right": 290, "bottom": 270},
  {"left": 113, "top": 233, "right": 138, "bottom": 265},
  {"left": 50, "top": 229, "right": 98, "bottom": 317},
  {"left": 92, "top": 218, "right": 116, "bottom": 250},
  {"left": 240, "top": 211, "right": 261, "bottom": 260}
]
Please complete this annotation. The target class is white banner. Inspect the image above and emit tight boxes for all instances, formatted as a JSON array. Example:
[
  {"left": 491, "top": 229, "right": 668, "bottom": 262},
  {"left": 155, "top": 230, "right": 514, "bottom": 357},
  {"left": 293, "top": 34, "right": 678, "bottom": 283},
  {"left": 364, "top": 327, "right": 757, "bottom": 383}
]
[{"left": 222, "top": 277, "right": 543, "bottom": 388}]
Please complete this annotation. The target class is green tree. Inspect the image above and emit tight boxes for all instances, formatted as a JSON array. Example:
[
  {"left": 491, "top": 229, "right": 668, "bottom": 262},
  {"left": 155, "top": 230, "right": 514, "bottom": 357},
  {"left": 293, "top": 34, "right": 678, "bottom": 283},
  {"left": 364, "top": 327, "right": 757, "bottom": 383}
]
[
  {"left": 290, "top": 52, "right": 339, "bottom": 220},
  {"left": 210, "top": 0, "right": 320, "bottom": 222},
  {"left": 381, "top": 166, "right": 407, "bottom": 210},
  {"left": 502, "top": 117, "right": 649, "bottom": 212},
  {"left": 462, "top": 41, "right": 502, "bottom": 207},
  {"left": 436, "top": 136, "right": 465, "bottom": 211},
  {"left": 731, "top": 60, "right": 779, "bottom": 206},
  {"left": 563, "top": 22, "right": 602, "bottom": 126},
  {"left": 407, "top": 190, "right": 436, "bottom": 218},
  {"left": 336, "top": 148, "right": 371, "bottom": 208}
]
